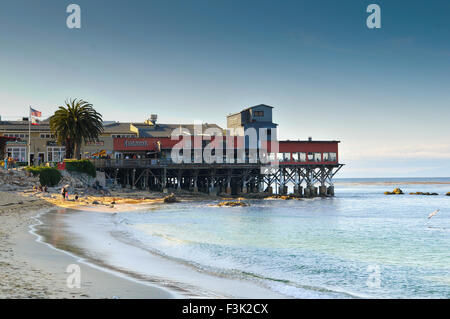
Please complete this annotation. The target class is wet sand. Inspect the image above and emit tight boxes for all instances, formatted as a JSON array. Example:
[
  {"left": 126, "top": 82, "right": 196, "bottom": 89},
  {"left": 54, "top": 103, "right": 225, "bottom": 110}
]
[
  {"left": 0, "top": 190, "right": 285, "bottom": 299},
  {"left": 0, "top": 191, "right": 173, "bottom": 298}
]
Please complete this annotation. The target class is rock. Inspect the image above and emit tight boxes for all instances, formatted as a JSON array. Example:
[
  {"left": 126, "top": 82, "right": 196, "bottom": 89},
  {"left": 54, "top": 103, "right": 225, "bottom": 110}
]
[
  {"left": 385, "top": 188, "right": 404, "bottom": 195},
  {"left": 0, "top": 184, "right": 18, "bottom": 191},
  {"left": 217, "top": 200, "right": 250, "bottom": 207},
  {"left": 92, "top": 200, "right": 100, "bottom": 205},
  {"left": 410, "top": 192, "right": 439, "bottom": 196},
  {"left": 163, "top": 194, "right": 178, "bottom": 203},
  {"left": 266, "top": 195, "right": 300, "bottom": 200},
  {"left": 446, "top": 192, "right": 450, "bottom": 196}
]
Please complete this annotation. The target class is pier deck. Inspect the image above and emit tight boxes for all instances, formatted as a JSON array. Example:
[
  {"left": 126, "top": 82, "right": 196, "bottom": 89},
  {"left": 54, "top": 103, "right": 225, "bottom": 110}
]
[{"left": 91, "top": 159, "right": 344, "bottom": 197}]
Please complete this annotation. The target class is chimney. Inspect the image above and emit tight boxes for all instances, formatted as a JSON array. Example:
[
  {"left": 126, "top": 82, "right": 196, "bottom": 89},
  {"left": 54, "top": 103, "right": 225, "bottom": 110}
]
[{"left": 150, "top": 114, "right": 158, "bottom": 125}]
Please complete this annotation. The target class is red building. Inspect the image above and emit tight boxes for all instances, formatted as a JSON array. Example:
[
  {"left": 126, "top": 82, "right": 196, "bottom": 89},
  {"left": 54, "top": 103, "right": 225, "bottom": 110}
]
[{"left": 112, "top": 136, "right": 339, "bottom": 165}]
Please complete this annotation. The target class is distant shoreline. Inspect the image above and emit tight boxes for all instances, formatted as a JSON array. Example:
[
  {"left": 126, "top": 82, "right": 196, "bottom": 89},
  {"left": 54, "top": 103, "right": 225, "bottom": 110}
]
[{"left": 335, "top": 181, "right": 450, "bottom": 185}]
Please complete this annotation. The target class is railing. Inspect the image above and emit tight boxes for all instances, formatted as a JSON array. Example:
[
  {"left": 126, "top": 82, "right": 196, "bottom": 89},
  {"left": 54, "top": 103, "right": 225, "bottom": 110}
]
[{"left": 90, "top": 158, "right": 340, "bottom": 169}]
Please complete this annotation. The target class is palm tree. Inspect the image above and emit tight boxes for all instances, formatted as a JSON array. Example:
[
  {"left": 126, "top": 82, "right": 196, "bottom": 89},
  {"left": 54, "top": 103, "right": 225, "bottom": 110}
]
[{"left": 50, "top": 99, "right": 103, "bottom": 159}]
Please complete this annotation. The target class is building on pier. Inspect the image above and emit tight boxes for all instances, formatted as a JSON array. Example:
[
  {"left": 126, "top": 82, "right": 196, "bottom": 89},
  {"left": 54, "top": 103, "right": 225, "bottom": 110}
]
[
  {"left": 93, "top": 136, "right": 342, "bottom": 197},
  {"left": 1, "top": 105, "right": 343, "bottom": 196}
]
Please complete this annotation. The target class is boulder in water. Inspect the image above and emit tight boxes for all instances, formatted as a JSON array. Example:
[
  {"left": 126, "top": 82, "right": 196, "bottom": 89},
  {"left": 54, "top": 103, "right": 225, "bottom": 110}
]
[
  {"left": 163, "top": 194, "right": 178, "bottom": 203},
  {"left": 217, "top": 200, "right": 250, "bottom": 207},
  {"left": 385, "top": 188, "right": 404, "bottom": 195}
]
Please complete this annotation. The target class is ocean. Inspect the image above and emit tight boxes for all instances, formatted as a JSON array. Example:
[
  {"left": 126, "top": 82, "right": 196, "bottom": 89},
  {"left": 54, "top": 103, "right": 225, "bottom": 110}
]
[{"left": 36, "top": 178, "right": 450, "bottom": 298}]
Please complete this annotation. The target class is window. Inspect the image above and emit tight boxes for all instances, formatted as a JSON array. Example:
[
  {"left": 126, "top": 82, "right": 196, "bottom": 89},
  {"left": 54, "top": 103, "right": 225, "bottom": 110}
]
[
  {"left": 112, "top": 134, "right": 135, "bottom": 138},
  {"left": 253, "top": 111, "right": 264, "bottom": 117},
  {"left": 277, "top": 153, "right": 284, "bottom": 161},
  {"left": 47, "top": 147, "right": 66, "bottom": 162},
  {"left": 283, "top": 153, "right": 290, "bottom": 162},
  {"left": 307, "top": 152, "right": 314, "bottom": 161},
  {"left": 6, "top": 147, "right": 27, "bottom": 162},
  {"left": 329, "top": 152, "right": 337, "bottom": 162},
  {"left": 40, "top": 133, "right": 55, "bottom": 139},
  {"left": 299, "top": 152, "right": 306, "bottom": 162},
  {"left": 292, "top": 153, "right": 299, "bottom": 161},
  {"left": 323, "top": 152, "right": 329, "bottom": 162},
  {"left": 314, "top": 153, "right": 322, "bottom": 162},
  {"left": 4, "top": 133, "right": 29, "bottom": 138}
]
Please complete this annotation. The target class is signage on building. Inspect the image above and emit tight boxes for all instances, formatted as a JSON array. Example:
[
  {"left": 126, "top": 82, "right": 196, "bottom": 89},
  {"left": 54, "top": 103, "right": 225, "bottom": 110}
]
[
  {"left": 124, "top": 140, "right": 148, "bottom": 148},
  {"left": 86, "top": 141, "right": 105, "bottom": 146},
  {"left": 6, "top": 141, "right": 27, "bottom": 146}
]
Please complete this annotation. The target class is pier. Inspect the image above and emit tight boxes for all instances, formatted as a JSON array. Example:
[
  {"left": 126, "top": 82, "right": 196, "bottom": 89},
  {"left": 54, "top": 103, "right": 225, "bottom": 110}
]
[{"left": 92, "top": 159, "right": 343, "bottom": 197}]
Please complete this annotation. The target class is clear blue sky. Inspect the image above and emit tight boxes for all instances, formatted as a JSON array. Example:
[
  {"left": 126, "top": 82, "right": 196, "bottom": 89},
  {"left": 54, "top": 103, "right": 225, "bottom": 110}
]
[{"left": 0, "top": 0, "right": 449, "bottom": 177}]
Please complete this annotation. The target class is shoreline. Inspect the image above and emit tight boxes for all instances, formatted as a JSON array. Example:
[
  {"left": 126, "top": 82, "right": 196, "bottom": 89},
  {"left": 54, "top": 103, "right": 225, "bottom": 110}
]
[
  {"left": 0, "top": 189, "right": 285, "bottom": 299},
  {"left": 0, "top": 191, "right": 174, "bottom": 298}
]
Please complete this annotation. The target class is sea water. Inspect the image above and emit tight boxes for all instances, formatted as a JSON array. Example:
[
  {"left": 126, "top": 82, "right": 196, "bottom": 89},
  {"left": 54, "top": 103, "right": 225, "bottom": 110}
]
[{"left": 37, "top": 178, "right": 450, "bottom": 298}]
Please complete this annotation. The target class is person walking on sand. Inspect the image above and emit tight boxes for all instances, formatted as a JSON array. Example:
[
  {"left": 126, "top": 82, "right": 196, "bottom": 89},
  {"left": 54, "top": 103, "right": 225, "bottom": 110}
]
[{"left": 61, "top": 186, "right": 67, "bottom": 200}]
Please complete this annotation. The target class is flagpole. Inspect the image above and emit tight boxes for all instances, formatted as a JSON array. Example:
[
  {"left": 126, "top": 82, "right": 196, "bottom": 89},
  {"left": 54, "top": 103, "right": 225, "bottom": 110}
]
[{"left": 28, "top": 106, "right": 31, "bottom": 166}]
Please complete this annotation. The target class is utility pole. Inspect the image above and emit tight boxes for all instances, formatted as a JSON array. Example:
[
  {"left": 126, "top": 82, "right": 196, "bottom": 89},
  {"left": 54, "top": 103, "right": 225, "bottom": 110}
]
[{"left": 28, "top": 106, "right": 31, "bottom": 166}]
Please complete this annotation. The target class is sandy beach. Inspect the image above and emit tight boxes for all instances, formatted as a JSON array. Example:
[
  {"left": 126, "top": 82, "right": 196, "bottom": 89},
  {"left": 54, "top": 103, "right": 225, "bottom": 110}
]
[
  {"left": 0, "top": 184, "right": 285, "bottom": 299},
  {"left": 0, "top": 190, "right": 178, "bottom": 298}
]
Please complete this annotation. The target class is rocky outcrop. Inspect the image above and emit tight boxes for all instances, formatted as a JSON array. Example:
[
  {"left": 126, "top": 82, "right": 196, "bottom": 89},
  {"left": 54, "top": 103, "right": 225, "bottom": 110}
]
[
  {"left": 163, "top": 194, "right": 178, "bottom": 203},
  {"left": 384, "top": 188, "right": 404, "bottom": 195},
  {"left": 266, "top": 195, "right": 301, "bottom": 200},
  {"left": 409, "top": 192, "right": 438, "bottom": 196},
  {"left": 217, "top": 200, "right": 250, "bottom": 207},
  {"left": 0, "top": 168, "right": 39, "bottom": 191}
]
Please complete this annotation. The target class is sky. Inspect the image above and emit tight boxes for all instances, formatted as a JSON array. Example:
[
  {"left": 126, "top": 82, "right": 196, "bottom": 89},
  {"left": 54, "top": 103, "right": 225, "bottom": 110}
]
[{"left": 0, "top": 0, "right": 449, "bottom": 178}]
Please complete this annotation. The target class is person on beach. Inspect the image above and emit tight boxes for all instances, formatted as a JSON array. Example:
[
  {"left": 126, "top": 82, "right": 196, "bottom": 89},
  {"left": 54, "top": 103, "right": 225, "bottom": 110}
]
[{"left": 61, "top": 186, "right": 67, "bottom": 200}]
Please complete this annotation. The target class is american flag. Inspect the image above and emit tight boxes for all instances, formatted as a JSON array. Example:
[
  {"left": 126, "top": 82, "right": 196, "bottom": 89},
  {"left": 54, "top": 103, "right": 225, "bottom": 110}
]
[{"left": 30, "top": 107, "right": 42, "bottom": 117}]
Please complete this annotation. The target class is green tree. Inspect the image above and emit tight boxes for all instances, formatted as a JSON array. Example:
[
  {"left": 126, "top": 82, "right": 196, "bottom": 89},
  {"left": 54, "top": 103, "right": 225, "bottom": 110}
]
[{"left": 50, "top": 99, "right": 103, "bottom": 159}]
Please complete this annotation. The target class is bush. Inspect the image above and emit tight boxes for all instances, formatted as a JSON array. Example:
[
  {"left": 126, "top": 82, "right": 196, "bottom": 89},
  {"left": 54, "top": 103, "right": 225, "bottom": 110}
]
[
  {"left": 64, "top": 159, "right": 96, "bottom": 177},
  {"left": 26, "top": 166, "right": 62, "bottom": 187}
]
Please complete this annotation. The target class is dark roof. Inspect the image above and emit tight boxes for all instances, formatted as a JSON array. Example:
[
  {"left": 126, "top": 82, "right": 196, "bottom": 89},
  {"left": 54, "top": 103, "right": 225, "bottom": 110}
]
[
  {"left": 0, "top": 120, "right": 50, "bottom": 132},
  {"left": 103, "top": 122, "right": 137, "bottom": 134},
  {"left": 280, "top": 140, "right": 341, "bottom": 143},
  {"left": 135, "top": 123, "right": 223, "bottom": 138},
  {"left": 227, "top": 104, "right": 274, "bottom": 118},
  {"left": 242, "top": 104, "right": 274, "bottom": 112},
  {"left": 0, "top": 120, "right": 223, "bottom": 137}
]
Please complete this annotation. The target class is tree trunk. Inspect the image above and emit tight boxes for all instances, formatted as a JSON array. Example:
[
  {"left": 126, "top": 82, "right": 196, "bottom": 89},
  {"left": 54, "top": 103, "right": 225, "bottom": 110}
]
[{"left": 74, "top": 142, "right": 81, "bottom": 160}]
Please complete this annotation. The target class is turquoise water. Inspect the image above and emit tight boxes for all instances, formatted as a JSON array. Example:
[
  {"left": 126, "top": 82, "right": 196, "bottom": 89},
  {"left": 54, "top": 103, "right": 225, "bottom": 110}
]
[{"left": 41, "top": 179, "right": 450, "bottom": 298}]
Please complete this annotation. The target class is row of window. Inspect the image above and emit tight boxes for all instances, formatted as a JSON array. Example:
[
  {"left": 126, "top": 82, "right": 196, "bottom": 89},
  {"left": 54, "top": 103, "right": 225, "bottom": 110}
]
[
  {"left": 5, "top": 146, "right": 66, "bottom": 163},
  {"left": 4, "top": 133, "right": 134, "bottom": 139},
  {"left": 162, "top": 151, "right": 337, "bottom": 163},
  {"left": 3, "top": 133, "right": 29, "bottom": 138},
  {"left": 5, "top": 147, "right": 27, "bottom": 162},
  {"left": 112, "top": 134, "right": 136, "bottom": 138},
  {"left": 47, "top": 147, "right": 66, "bottom": 162},
  {"left": 2, "top": 133, "right": 55, "bottom": 139},
  {"left": 40, "top": 133, "right": 55, "bottom": 139},
  {"left": 277, "top": 152, "right": 337, "bottom": 162}
]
